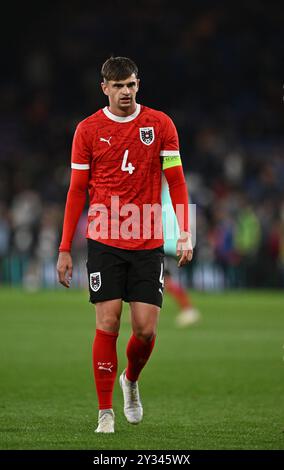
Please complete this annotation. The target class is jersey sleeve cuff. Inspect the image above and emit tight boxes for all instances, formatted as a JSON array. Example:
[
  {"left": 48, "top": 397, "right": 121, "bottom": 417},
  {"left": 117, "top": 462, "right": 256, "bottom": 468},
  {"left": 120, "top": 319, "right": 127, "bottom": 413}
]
[{"left": 59, "top": 245, "right": 71, "bottom": 252}]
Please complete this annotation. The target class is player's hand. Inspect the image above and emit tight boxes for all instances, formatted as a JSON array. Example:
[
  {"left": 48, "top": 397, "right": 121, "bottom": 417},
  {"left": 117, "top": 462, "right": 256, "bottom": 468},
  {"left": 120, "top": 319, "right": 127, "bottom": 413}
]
[
  {"left": 57, "top": 251, "right": 73, "bottom": 288},
  {"left": 176, "top": 231, "right": 193, "bottom": 267}
]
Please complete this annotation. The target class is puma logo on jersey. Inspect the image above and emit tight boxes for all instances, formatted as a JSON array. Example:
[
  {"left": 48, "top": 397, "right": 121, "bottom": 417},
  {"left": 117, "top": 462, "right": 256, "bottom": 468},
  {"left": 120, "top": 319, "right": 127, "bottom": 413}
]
[{"left": 100, "top": 136, "right": 112, "bottom": 146}]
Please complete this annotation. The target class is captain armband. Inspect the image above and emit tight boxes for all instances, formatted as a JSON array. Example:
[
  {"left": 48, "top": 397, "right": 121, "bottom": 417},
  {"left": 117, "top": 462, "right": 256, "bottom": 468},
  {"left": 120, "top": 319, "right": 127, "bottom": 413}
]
[{"left": 161, "top": 151, "right": 182, "bottom": 170}]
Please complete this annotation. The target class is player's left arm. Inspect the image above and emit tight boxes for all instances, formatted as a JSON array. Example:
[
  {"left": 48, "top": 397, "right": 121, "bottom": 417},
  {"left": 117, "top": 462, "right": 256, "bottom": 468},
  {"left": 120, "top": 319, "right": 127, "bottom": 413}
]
[
  {"left": 161, "top": 114, "right": 193, "bottom": 267},
  {"left": 164, "top": 165, "right": 193, "bottom": 266}
]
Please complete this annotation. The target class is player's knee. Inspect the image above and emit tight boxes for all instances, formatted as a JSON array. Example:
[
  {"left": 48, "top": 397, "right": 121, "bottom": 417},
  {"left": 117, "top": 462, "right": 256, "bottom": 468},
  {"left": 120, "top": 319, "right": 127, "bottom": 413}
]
[
  {"left": 100, "top": 318, "right": 120, "bottom": 333},
  {"left": 96, "top": 312, "right": 120, "bottom": 333},
  {"left": 95, "top": 301, "right": 122, "bottom": 332},
  {"left": 134, "top": 329, "right": 156, "bottom": 343}
]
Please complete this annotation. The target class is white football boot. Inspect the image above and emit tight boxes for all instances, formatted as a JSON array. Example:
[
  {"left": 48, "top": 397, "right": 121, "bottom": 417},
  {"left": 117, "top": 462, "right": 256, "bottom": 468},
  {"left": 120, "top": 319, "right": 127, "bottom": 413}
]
[
  {"left": 95, "top": 409, "right": 115, "bottom": 433},
  {"left": 119, "top": 370, "right": 143, "bottom": 424},
  {"left": 176, "top": 308, "right": 201, "bottom": 327}
]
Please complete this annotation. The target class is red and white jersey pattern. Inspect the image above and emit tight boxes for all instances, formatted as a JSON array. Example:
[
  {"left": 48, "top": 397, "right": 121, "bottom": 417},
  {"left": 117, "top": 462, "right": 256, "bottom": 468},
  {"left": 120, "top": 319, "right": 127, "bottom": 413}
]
[{"left": 71, "top": 104, "right": 181, "bottom": 249}]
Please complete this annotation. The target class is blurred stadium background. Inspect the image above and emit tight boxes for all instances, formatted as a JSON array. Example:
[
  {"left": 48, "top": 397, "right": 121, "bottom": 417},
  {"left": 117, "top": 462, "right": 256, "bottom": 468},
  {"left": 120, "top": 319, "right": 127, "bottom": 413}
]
[
  {"left": 1, "top": 0, "right": 284, "bottom": 450},
  {"left": 1, "top": 0, "right": 284, "bottom": 290}
]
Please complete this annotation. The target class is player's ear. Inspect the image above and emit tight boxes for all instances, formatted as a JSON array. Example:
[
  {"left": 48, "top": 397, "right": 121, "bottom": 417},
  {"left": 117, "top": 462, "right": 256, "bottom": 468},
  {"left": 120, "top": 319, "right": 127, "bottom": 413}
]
[
  {"left": 136, "top": 78, "right": 140, "bottom": 92},
  {"left": 101, "top": 81, "right": 109, "bottom": 96}
]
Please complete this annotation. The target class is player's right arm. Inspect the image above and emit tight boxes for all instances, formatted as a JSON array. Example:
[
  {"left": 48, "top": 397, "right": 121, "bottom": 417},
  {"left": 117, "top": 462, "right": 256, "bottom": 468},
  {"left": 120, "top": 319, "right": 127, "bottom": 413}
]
[{"left": 57, "top": 122, "right": 91, "bottom": 288}]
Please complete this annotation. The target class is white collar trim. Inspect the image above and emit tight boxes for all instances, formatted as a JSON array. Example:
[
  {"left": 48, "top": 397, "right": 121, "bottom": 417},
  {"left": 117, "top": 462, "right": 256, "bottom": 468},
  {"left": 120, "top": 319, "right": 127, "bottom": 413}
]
[{"left": 103, "top": 104, "right": 141, "bottom": 122}]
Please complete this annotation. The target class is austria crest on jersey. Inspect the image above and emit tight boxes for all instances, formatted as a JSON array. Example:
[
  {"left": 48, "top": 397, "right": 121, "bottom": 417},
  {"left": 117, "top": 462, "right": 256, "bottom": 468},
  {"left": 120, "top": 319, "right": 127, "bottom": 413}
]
[
  {"left": 139, "top": 127, "right": 155, "bottom": 145},
  {"left": 90, "top": 272, "right": 101, "bottom": 292}
]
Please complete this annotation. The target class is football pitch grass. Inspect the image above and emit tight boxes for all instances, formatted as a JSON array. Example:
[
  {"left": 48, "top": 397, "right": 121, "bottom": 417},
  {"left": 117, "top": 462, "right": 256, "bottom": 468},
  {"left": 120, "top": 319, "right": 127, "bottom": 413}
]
[{"left": 0, "top": 288, "right": 283, "bottom": 450}]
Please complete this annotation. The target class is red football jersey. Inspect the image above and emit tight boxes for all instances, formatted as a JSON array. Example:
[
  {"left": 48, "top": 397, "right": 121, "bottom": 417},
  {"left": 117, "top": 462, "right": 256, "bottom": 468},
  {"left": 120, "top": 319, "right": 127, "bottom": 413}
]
[{"left": 71, "top": 104, "right": 181, "bottom": 249}]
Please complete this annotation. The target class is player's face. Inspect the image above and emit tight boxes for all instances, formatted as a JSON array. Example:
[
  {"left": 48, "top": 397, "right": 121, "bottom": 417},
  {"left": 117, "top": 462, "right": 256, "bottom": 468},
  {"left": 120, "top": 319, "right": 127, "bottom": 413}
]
[{"left": 101, "top": 73, "right": 140, "bottom": 115}]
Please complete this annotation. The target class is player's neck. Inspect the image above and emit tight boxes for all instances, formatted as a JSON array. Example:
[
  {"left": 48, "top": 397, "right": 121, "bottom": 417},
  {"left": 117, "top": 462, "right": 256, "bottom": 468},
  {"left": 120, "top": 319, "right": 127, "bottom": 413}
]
[{"left": 108, "top": 103, "right": 137, "bottom": 117}]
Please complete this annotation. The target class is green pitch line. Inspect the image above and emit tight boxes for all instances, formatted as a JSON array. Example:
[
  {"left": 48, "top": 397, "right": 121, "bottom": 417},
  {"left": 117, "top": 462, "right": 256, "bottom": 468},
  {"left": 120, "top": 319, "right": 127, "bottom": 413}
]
[{"left": 0, "top": 288, "right": 283, "bottom": 450}]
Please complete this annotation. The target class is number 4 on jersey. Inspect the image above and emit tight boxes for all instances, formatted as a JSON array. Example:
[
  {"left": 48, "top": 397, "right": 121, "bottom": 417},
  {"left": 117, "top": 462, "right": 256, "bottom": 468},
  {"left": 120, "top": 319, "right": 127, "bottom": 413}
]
[{"left": 121, "top": 150, "right": 135, "bottom": 174}]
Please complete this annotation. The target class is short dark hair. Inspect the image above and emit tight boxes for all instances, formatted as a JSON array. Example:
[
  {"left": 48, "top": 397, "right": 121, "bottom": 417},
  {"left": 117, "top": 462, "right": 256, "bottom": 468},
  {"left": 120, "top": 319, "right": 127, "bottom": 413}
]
[{"left": 101, "top": 56, "right": 138, "bottom": 81}]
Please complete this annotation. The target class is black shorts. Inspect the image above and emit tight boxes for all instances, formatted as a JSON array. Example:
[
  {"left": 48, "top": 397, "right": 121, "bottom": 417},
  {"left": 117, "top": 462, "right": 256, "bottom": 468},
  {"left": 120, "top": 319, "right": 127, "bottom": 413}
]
[{"left": 86, "top": 239, "right": 165, "bottom": 308}]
